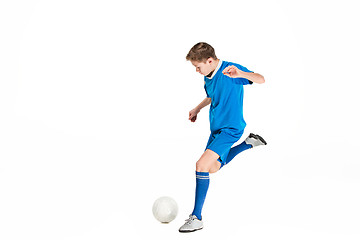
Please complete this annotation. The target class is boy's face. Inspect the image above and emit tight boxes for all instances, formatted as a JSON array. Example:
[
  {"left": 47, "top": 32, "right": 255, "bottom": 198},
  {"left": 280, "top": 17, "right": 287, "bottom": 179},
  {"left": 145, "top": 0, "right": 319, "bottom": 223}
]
[{"left": 191, "top": 58, "right": 215, "bottom": 76}]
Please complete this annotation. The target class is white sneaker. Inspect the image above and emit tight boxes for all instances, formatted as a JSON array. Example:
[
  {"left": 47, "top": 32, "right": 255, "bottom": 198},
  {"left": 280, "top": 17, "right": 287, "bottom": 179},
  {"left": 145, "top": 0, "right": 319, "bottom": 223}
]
[
  {"left": 245, "top": 133, "right": 267, "bottom": 147},
  {"left": 178, "top": 215, "right": 203, "bottom": 233}
]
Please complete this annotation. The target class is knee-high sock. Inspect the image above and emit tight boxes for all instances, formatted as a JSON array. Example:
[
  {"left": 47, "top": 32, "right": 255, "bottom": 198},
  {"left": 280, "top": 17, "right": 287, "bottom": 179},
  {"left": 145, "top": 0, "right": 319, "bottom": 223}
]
[
  {"left": 191, "top": 171, "right": 209, "bottom": 220},
  {"left": 222, "top": 141, "right": 252, "bottom": 167}
]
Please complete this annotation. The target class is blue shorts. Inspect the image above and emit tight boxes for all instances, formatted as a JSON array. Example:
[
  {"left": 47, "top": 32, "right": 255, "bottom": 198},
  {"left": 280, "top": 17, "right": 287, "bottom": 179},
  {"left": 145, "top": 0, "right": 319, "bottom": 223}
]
[{"left": 205, "top": 129, "right": 243, "bottom": 165}]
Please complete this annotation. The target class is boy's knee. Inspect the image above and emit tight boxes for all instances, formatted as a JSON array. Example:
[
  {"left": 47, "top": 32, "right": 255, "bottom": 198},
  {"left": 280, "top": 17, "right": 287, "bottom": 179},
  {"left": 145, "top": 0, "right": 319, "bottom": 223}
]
[
  {"left": 196, "top": 160, "right": 208, "bottom": 172},
  {"left": 196, "top": 159, "right": 220, "bottom": 173},
  {"left": 196, "top": 149, "right": 221, "bottom": 172}
]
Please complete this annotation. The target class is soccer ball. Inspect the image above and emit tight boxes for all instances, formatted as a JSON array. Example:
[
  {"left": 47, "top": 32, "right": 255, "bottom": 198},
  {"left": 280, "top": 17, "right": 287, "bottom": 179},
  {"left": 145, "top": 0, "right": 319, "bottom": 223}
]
[{"left": 152, "top": 196, "right": 178, "bottom": 223}]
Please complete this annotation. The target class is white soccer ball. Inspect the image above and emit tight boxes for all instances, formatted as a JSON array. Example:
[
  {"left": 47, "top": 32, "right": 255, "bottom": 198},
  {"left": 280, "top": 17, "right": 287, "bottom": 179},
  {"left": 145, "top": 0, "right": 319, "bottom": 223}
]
[{"left": 152, "top": 196, "right": 178, "bottom": 223}]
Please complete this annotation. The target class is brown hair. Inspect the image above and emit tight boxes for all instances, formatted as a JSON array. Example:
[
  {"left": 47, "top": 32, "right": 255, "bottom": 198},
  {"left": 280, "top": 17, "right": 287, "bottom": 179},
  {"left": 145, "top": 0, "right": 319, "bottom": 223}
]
[{"left": 186, "top": 42, "right": 218, "bottom": 62}]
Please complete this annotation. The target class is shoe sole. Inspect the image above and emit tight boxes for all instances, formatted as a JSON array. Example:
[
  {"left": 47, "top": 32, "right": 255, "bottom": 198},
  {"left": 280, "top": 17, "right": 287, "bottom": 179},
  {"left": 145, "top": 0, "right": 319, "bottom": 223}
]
[
  {"left": 179, "top": 227, "right": 203, "bottom": 233},
  {"left": 249, "top": 133, "right": 267, "bottom": 145}
]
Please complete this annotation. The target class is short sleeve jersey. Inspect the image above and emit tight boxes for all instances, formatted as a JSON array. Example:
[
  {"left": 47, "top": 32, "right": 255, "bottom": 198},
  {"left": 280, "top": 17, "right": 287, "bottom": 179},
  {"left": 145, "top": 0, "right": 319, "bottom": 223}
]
[{"left": 204, "top": 60, "right": 253, "bottom": 133}]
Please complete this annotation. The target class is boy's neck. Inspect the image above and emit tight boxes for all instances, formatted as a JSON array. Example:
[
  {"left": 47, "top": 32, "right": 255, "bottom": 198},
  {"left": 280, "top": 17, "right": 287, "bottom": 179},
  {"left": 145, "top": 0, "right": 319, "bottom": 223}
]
[
  {"left": 212, "top": 59, "right": 220, "bottom": 70},
  {"left": 207, "top": 59, "right": 220, "bottom": 78}
]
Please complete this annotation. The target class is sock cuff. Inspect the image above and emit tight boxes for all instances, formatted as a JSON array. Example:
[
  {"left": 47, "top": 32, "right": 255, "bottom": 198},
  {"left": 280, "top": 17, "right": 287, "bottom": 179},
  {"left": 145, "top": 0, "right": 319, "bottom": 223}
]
[{"left": 196, "top": 171, "right": 209, "bottom": 179}]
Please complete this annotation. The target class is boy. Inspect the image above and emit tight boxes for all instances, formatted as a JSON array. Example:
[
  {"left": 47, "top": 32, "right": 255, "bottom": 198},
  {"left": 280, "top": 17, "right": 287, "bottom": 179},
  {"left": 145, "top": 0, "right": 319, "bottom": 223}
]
[{"left": 179, "top": 42, "right": 267, "bottom": 233}]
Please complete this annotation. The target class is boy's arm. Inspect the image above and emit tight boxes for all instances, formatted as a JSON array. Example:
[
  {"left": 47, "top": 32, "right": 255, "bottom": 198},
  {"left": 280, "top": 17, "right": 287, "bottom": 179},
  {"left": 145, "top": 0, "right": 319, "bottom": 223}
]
[
  {"left": 223, "top": 66, "right": 265, "bottom": 84},
  {"left": 196, "top": 97, "right": 211, "bottom": 111},
  {"left": 189, "top": 97, "right": 211, "bottom": 122}
]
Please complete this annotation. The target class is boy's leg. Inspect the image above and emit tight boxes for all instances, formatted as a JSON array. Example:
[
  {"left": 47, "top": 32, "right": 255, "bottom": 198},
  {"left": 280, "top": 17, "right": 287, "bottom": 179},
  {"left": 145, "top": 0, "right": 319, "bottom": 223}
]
[
  {"left": 192, "top": 149, "right": 220, "bottom": 219},
  {"left": 179, "top": 150, "right": 220, "bottom": 233},
  {"left": 221, "top": 133, "right": 267, "bottom": 168},
  {"left": 221, "top": 141, "right": 252, "bottom": 167}
]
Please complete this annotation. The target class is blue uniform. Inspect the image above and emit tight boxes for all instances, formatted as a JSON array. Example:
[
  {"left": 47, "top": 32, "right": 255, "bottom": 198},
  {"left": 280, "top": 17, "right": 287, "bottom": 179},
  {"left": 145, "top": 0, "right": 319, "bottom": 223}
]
[{"left": 204, "top": 60, "right": 253, "bottom": 163}]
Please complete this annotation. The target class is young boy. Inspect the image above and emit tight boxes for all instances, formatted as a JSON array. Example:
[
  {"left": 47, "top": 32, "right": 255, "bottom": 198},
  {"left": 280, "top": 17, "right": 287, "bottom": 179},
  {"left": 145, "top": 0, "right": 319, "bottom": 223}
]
[{"left": 179, "top": 42, "right": 267, "bottom": 233}]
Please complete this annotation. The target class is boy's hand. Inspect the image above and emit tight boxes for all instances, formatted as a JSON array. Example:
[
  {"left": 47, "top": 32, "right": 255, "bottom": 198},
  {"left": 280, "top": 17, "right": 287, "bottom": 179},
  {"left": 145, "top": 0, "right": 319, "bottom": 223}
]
[
  {"left": 222, "top": 65, "right": 244, "bottom": 78},
  {"left": 189, "top": 108, "right": 200, "bottom": 122}
]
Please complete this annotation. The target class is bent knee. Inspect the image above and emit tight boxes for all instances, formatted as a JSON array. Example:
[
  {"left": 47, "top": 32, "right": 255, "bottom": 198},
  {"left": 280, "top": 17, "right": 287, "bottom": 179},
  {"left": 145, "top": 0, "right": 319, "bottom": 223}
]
[
  {"left": 196, "top": 160, "right": 221, "bottom": 173},
  {"left": 196, "top": 160, "right": 208, "bottom": 172}
]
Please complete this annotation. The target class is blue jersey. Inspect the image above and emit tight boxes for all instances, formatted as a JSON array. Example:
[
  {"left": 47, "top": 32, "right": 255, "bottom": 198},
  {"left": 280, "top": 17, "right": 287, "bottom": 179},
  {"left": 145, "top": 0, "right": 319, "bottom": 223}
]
[{"left": 204, "top": 60, "right": 253, "bottom": 133}]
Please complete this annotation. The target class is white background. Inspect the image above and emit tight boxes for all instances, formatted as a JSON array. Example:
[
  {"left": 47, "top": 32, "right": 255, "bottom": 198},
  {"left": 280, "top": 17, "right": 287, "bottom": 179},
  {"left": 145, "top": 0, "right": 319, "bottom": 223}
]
[{"left": 1, "top": 0, "right": 360, "bottom": 239}]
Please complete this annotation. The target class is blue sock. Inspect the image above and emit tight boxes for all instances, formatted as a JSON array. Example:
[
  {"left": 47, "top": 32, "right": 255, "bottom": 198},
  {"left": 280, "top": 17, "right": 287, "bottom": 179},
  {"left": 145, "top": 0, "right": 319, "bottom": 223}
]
[
  {"left": 222, "top": 141, "right": 252, "bottom": 168},
  {"left": 191, "top": 171, "right": 210, "bottom": 220}
]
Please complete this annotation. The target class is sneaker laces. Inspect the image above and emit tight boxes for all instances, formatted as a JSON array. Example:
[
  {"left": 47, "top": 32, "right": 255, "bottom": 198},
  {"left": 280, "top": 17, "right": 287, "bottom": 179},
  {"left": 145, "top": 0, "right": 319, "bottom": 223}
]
[{"left": 184, "top": 215, "right": 196, "bottom": 225}]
